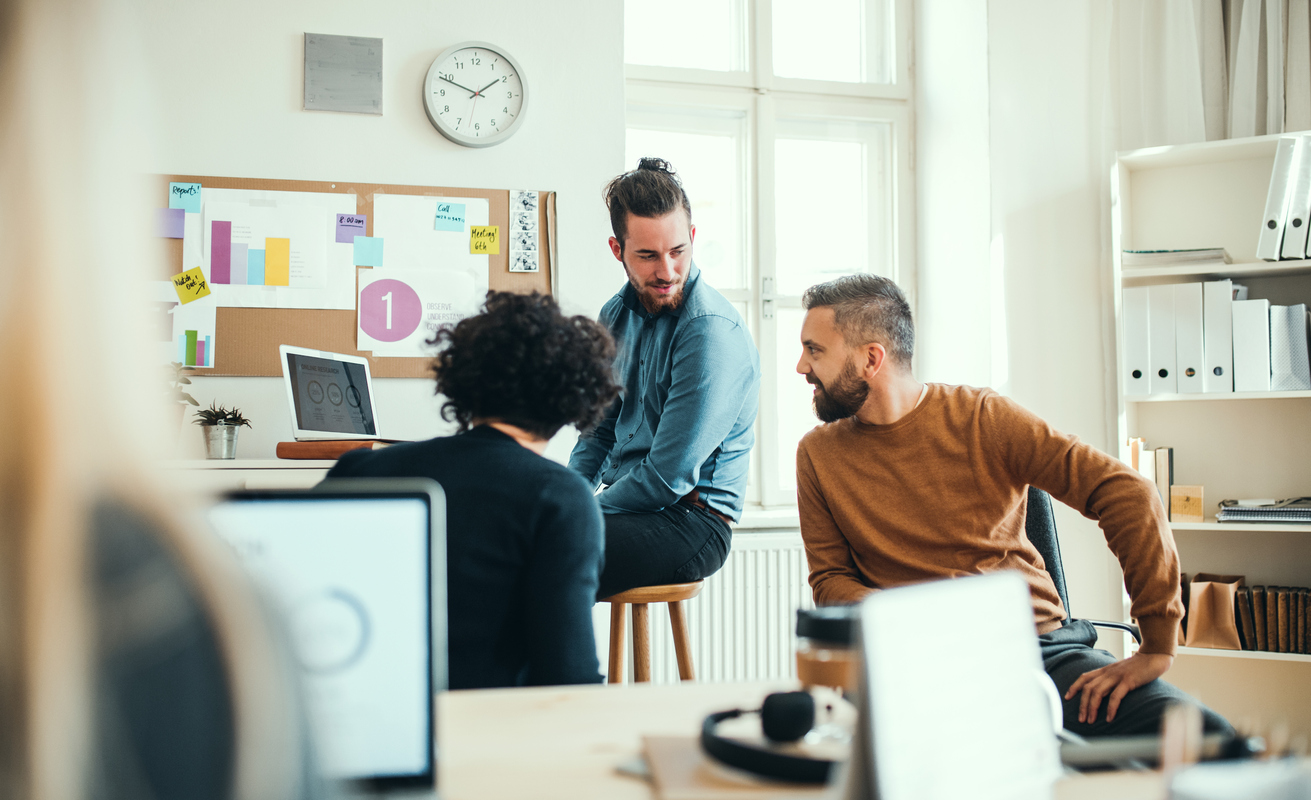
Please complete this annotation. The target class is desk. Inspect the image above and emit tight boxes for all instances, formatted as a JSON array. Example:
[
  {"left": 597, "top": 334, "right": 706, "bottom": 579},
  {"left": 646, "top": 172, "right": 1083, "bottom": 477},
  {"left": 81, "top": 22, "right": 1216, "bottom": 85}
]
[{"left": 436, "top": 681, "right": 1165, "bottom": 800}]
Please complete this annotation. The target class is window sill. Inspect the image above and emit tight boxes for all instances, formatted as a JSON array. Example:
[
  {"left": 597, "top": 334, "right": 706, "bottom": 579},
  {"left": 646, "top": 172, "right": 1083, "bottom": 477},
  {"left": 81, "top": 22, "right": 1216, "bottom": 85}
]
[{"left": 734, "top": 506, "right": 801, "bottom": 531}]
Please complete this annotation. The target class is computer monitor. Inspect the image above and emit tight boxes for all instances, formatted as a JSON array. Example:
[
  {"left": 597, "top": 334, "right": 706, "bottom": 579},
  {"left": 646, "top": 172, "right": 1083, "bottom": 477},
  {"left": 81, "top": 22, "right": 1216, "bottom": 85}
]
[{"left": 207, "top": 479, "right": 447, "bottom": 790}]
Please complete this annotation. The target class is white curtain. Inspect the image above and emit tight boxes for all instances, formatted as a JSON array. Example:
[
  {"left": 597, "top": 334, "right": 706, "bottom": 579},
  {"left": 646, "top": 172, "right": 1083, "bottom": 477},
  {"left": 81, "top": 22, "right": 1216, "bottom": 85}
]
[{"left": 1117, "top": 0, "right": 1311, "bottom": 150}]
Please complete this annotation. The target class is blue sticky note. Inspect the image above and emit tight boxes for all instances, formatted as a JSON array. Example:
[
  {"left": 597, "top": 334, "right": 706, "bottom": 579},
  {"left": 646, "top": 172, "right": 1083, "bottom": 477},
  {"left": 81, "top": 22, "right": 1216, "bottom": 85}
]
[
  {"left": 247, "top": 249, "right": 266, "bottom": 285},
  {"left": 354, "top": 235, "right": 384, "bottom": 267},
  {"left": 168, "top": 182, "right": 202, "bottom": 214},
  {"left": 434, "top": 202, "right": 466, "bottom": 232}
]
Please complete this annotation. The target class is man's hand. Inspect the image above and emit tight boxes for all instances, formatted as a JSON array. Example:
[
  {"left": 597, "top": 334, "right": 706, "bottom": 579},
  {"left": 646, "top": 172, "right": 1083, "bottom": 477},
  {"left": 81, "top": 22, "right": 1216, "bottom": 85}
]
[{"left": 1064, "top": 652, "right": 1173, "bottom": 725}]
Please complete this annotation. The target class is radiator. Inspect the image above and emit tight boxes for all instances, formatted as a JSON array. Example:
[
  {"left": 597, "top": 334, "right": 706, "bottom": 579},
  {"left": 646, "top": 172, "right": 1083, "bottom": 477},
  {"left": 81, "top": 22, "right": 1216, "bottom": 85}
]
[{"left": 602, "top": 531, "right": 815, "bottom": 684}]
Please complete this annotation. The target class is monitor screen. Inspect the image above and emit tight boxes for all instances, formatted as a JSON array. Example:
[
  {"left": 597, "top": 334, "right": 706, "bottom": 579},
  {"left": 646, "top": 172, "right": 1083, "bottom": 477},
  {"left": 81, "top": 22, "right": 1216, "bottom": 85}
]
[
  {"left": 285, "top": 352, "right": 377, "bottom": 436},
  {"left": 208, "top": 494, "right": 432, "bottom": 785}
]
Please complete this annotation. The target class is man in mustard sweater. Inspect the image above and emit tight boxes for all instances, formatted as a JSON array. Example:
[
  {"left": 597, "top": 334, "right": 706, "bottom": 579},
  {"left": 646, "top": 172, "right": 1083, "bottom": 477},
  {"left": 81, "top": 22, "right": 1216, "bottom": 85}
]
[{"left": 794, "top": 274, "right": 1229, "bottom": 737}]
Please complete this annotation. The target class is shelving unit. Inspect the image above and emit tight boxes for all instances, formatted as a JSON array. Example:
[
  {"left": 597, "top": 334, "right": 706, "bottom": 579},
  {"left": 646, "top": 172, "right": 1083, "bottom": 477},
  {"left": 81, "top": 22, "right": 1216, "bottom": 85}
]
[{"left": 1112, "top": 131, "right": 1311, "bottom": 733}]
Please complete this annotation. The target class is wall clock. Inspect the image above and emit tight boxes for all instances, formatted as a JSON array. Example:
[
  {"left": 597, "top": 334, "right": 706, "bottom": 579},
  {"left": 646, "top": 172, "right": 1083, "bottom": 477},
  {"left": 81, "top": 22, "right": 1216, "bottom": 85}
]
[{"left": 423, "top": 41, "right": 527, "bottom": 148}]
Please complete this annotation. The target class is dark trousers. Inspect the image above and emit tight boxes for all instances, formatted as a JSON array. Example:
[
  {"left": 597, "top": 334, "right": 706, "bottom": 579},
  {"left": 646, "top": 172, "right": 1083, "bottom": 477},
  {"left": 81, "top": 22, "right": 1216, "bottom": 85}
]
[
  {"left": 595, "top": 500, "right": 732, "bottom": 600},
  {"left": 1041, "top": 619, "right": 1233, "bottom": 737}
]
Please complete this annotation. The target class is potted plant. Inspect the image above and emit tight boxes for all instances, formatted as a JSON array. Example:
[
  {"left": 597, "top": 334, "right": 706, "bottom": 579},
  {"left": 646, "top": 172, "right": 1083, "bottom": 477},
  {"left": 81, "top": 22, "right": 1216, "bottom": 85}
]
[
  {"left": 194, "top": 402, "right": 252, "bottom": 459},
  {"left": 167, "top": 362, "right": 199, "bottom": 427}
]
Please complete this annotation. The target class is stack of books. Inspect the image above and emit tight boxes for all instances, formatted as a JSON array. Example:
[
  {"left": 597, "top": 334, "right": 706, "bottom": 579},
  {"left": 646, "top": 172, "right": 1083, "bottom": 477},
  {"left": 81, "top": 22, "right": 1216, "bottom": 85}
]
[
  {"left": 1235, "top": 585, "right": 1310, "bottom": 653},
  {"left": 1121, "top": 248, "right": 1231, "bottom": 268},
  {"left": 1216, "top": 498, "right": 1311, "bottom": 524}
]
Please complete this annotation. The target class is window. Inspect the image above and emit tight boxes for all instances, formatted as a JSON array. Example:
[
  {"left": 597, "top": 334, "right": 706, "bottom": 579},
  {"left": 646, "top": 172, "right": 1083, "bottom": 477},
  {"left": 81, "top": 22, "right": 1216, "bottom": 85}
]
[{"left": 625, "top": 0, "right": 914, "bottom": 509}]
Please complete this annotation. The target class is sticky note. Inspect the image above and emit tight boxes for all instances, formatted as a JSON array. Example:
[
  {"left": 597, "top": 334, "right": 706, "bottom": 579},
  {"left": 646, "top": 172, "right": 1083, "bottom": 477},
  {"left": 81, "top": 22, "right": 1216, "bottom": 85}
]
[
  {"left": 354, "top": 235, "right": 384, "bottom": 266},
  {"left": 336, "top": 213, "right": 367, "bottom": 244},
  {"left": 169, "top": 182, "right": 202, "bottom": 214},
  {"left": 157, "top": 208, "right": 185, "bottom": 238},
  {"left": 247, "top": 249, "right": 265, "bottom": 285},
  {"left": 434, "top": 202, "right": 466, "bottom": 232},
  {"left": 265, "top": 238, "right": 290, "bottom": 286},
  {"left": 470, "top": 225, "right": 499, "bottom": 255},
  {"left": 171, "top": 266, "right": 211, "bottom": 304}
]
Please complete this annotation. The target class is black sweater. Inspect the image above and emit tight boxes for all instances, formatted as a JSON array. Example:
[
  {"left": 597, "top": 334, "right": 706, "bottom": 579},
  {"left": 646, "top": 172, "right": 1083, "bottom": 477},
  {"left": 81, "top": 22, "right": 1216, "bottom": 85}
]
[{"left": 328, "top": 426, "right": 605, "bottom": 689}]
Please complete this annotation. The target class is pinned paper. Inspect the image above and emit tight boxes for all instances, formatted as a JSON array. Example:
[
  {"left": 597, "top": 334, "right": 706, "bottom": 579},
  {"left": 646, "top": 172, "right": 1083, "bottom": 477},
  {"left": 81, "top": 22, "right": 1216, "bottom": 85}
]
[
  {"left": 434, "top": 202, "right": 466, "bottom": 232},
  {"left": 336, "top": 213, "right": 367, "bottom": 244},
  {"left": 157, "top": 208, "right": 185, "bottom": 238},
  {"left": 354, "top": 235, "right": 384, "bottom": 266},
  {"left": 265, "top": 238, "right": 291, "bottom": 286},
  {"left": 470, "top": 226, "right": 499, "bottom": 255},
  {"left": 169, "top": 182, "right": 202, "bottom": 214},
  {"left": 171, "top": 266, "right": 211, "bottom": 304}
]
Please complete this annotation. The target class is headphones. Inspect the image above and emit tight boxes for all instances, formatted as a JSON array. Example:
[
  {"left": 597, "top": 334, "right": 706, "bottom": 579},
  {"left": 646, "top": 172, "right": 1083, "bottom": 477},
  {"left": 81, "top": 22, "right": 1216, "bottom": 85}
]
[{"left": 700, "top": 691, "right": 837, "bottom": 784}]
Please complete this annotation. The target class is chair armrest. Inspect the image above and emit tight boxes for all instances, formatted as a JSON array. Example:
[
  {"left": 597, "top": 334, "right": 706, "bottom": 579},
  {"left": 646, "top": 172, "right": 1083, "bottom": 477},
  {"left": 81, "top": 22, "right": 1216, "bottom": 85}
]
[{"left": 1083, "top": 620, "right": 1143, "bottom": 644}]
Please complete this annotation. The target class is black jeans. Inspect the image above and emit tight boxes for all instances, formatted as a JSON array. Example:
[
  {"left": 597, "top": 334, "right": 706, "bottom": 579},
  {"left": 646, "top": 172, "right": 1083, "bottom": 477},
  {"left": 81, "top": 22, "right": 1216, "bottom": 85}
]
[
  {"left": 595, "top": 500, "right": 732, "bottom": 600},
  {"left": 1040, "top": 620, "right": 1233, "bottom": 737}
]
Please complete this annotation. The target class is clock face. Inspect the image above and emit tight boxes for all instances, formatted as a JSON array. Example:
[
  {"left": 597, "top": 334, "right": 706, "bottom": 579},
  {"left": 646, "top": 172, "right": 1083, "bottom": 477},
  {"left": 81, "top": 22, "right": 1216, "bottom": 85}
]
[{"left": 424, "top": 43, "right": 526, "bottom": 148}]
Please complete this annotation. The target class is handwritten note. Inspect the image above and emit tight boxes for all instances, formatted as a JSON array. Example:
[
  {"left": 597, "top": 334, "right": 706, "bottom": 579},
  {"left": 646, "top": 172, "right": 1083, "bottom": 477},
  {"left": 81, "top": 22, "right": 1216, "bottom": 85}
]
[
  {"left": 354, "top": 235, "right": 384, "bottom": 266},
  {"left": 171, "top": 266, "right": 211, "bottom": 304},
  {"left": 168, "top": 182, "right": 202, "bottom": 214},
  {"left": 336, "top": 213, "right": 367, "bottom": 244},
  {"left": 434, "top": 202, "right": 466, "bottom": 232},
  {"left": 470, "top": 225, "right": 499, "bottom": 255}
]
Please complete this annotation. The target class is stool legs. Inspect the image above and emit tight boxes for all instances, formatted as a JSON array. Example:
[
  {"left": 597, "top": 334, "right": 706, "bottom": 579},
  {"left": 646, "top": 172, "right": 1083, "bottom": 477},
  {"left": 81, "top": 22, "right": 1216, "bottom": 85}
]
[
  {"left": 668, "top": 600, "right": 695, "bottom": 681},
  {"left": 608, "top": 602, "right": 626, "bottom": 684},
  {"left": 632, "top": 603, "right": 651, "bottom": 682}
]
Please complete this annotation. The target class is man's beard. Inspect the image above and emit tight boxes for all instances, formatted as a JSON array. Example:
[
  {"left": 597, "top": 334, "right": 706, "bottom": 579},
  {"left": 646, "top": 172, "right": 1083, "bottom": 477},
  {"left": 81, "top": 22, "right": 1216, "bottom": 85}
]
[
  {"left": 810, "top": 360, "right": 870, "bottom": 423},
  {"left": 624, "top": 265, "right": 686, "bottom": 314}
]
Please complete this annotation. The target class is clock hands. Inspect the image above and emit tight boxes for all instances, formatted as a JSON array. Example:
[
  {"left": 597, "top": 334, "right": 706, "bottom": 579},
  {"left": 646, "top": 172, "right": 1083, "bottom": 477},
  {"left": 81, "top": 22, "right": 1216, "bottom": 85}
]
[
  {"left": 475, "top": 79, "right": 498, "bottom": 97},
  {"left": 440, "top": 75, "right": 482, "bottom": 97}
]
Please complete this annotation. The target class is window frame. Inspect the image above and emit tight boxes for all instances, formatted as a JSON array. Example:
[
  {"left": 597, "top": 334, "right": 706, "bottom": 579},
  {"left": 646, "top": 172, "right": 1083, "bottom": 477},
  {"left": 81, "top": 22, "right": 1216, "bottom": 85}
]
[{"left": 624, "top": 0, "right": 915, "bottom": 512}]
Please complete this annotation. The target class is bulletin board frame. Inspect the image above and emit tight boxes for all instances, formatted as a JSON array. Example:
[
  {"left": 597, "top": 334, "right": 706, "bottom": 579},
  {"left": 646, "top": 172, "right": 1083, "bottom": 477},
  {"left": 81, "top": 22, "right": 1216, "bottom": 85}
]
[{"left": 160, "top": 174, "right": 556, "bottom": 378}]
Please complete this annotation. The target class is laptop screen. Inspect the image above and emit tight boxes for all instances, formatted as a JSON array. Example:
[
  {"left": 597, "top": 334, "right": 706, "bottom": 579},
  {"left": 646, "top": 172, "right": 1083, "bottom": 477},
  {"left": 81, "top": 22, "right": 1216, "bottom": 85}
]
[
  {"left": 207, "top": 489, "right": 437, "bottom": 787},
  {"left": 285, "top": 351, "right": 377, "bottom": 437}
]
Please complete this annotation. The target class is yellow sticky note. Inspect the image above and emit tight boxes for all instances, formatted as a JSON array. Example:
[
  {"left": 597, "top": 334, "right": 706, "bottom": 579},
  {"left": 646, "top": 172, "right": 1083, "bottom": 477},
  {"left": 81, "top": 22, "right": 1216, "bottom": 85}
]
[
  {"left": 470, "top": 225, "right": 500, "bottom": 255},
  {"left": 171, "top": 266, "right": 211, "bottom": 304},
  {"left": 265, "top": 238, "right": 290, "bottom": 286}
]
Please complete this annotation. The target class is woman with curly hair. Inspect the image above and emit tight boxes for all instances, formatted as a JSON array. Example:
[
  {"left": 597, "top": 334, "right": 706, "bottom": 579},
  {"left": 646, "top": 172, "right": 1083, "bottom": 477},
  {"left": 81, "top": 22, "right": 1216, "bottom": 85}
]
[{"left": 327, "top": 291, "right": 620, "bottom": 689}]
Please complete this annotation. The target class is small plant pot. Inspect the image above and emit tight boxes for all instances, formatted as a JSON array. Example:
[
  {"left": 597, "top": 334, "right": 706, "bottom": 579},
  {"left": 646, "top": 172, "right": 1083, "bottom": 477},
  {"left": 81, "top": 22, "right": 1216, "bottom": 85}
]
[{"left": 201, "top": 424, "right": 240, "bottom": 459}]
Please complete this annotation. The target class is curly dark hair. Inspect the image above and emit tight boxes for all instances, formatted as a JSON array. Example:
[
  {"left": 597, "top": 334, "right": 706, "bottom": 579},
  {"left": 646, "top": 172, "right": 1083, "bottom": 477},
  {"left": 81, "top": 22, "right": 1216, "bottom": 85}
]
[{"left": 428, "top": 291, "right": 620, "bottom": 440}]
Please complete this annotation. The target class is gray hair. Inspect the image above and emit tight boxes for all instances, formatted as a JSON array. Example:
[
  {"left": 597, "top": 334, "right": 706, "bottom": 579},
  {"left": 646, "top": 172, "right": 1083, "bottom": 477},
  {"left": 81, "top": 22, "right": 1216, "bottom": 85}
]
[{"left": 801, "top": 274, "right": 915, "bottom": 366}]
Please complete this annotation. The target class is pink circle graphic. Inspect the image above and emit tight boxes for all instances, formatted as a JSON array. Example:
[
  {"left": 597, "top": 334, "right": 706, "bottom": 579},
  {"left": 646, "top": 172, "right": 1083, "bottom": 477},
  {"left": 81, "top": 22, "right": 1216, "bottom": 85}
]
[{"left": 360, "top": 279, "right": 423, "bottom": 342}]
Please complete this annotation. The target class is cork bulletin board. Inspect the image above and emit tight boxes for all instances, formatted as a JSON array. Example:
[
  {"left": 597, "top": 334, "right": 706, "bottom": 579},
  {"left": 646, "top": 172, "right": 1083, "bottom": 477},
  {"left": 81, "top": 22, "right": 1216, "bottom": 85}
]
[{"left": 160, "top": 174, "right": 556, "bottom": 378}]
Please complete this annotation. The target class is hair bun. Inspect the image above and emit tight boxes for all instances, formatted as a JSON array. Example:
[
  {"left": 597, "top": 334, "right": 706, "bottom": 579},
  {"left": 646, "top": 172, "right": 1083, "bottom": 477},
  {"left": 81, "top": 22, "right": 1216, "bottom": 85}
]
[{"left": 637, "top": 156, "right": 674, "bottom": 174}]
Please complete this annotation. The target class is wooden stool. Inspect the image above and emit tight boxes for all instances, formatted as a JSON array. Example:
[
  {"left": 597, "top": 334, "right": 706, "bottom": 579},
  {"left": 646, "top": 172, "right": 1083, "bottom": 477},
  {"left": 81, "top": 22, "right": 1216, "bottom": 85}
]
[{"left": 600, "top": 581, "right": 703, "bottom": 683}]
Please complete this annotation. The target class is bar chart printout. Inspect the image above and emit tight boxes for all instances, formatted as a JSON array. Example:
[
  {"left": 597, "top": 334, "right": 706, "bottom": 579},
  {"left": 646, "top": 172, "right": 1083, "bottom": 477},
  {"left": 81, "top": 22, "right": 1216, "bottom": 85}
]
[{"left": 177, "top": 331, "right": 212, "bottom": 367}]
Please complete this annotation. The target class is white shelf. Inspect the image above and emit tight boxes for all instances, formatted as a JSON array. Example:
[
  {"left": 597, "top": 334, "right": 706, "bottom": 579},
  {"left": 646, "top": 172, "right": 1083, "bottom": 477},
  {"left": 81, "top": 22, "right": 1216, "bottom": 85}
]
[
  {"left": 1120, "top": 258, "right": 1311, "bottom": 282},
  {"left": 1177, "top": 646, "right": 1311, "bottom": 664},
  {"left": 1172, "top": 520, "right": 1311, "bottom": 534},
  {"left": 160, "top": 459, "right": 338, "bottom": 470},
  {"left": 1126, "top": 389, "right": 1311, "bottom": 403}
]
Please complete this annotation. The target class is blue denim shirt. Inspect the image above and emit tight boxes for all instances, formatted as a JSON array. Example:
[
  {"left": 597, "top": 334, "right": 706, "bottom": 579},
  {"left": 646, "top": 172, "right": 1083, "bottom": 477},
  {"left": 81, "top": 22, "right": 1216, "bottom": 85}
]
[{"left": 568, "top": 265, "right": 761, "bottom": 520}]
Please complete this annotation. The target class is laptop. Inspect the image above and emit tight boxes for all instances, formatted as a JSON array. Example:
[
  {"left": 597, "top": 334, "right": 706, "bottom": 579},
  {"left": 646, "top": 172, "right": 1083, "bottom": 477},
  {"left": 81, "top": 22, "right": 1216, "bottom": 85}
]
[
  {"left": 207, "top": 479, "right": 447, "bottom": 792},
  {"left": 279, "top": 345, "right": 391, "bottom": 441}
]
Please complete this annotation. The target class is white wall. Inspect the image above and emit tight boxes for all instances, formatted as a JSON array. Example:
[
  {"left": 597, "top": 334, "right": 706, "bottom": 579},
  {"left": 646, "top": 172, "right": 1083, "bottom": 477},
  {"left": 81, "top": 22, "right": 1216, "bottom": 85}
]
[
  {"left": 138, "top": 0, "right": 627, "bottom": 458},
  {"left": 916, "top": 0, "right": 1127, "bottom": 630}
]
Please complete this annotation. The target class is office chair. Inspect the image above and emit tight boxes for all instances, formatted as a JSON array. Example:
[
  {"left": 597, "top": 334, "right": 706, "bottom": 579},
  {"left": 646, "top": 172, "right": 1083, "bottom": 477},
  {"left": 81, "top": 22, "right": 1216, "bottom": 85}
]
[{"left": 1025, "top": 486, "right": 1142, "bottom": 644}]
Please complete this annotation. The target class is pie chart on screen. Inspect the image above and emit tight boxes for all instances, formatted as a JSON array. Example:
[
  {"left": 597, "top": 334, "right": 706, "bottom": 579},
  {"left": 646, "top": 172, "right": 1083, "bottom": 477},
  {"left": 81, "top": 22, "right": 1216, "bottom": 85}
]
[{"left": 290, "top": 588, "right": 372, "bottom": 674}]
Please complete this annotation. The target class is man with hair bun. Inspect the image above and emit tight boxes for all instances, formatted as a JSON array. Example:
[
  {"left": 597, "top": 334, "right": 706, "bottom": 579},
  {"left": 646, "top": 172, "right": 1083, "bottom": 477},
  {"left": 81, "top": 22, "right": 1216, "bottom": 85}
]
[
  {"left": 569, "top": 158, "right": 760, "bottom": 599},
  {"left": 793, "top": 273, "right": 1231, "bottom": 738}
]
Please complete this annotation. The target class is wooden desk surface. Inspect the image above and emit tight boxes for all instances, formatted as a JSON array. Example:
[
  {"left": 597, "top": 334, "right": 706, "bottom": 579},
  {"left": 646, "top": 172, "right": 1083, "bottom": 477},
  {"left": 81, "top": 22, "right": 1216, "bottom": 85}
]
[{"left": 435, "top": 681, "right": 1164, "bottom": 800}]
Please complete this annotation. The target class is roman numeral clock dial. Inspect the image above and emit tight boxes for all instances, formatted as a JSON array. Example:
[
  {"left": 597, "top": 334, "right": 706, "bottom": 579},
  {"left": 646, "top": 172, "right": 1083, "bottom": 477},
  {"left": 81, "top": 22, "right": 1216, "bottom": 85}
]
[{"left": 424, "top": 41, "right": 527, "bottom": 148}]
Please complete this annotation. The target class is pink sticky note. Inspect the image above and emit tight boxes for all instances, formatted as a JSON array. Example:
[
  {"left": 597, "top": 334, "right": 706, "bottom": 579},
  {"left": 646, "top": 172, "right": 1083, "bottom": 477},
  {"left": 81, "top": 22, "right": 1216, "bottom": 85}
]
[{"left": 336, "top": 214, "right": 367, "bottom": 244}]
